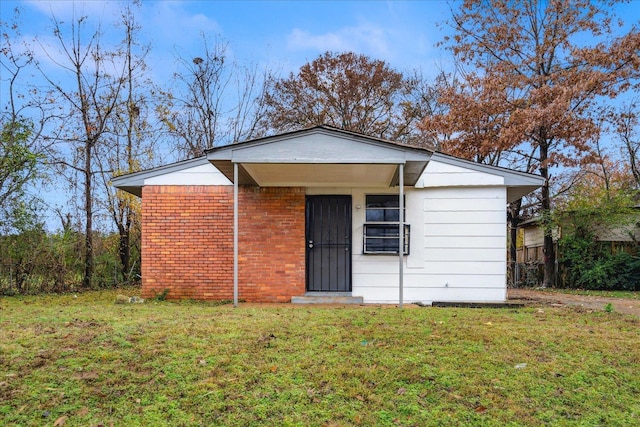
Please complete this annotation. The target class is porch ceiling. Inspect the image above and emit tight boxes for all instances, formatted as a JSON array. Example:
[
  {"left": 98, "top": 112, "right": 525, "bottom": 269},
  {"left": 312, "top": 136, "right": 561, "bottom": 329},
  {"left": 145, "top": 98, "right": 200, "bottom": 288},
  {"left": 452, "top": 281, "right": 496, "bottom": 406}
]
[
  {"left": 211, "top": 160, "right": 428, "bottom": 187},
  {"left": 241, "top": 163, "right": 398, "bottom": 187}
]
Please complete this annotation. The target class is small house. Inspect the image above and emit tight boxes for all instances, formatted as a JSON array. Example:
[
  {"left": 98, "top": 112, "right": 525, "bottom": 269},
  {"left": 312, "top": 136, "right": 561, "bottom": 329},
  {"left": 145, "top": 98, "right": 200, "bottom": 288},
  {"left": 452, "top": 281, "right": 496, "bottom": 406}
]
[
  {"left": 515, "top": 210, "right": 640, "bottom": 286},
  {"left": 112, "top": 126, "right": 544, "bottom": 305}
]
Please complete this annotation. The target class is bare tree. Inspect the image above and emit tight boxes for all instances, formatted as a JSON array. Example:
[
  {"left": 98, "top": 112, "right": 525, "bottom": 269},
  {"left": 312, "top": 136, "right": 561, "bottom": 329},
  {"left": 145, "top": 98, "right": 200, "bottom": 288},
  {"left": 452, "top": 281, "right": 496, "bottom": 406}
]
[
  {"left": 34, "top": 13, "right": 126, "bottom": 288},
  {"left": 158, "top": 34, "right": 269, "bottom": 157},
  {"left": 227, "top": 62, "right": 270, "bottom": 143},
  {"left": 611, "top": 100, "right": 640, "bottom": 188},
  {"left": 96, "top": 2, "right": 155, "bottom": 283}
]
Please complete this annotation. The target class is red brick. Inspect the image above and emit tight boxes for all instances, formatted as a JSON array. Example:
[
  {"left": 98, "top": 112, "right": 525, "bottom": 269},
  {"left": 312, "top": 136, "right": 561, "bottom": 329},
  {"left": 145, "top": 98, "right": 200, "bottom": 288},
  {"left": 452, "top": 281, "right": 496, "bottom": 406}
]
[{"left": 141, "top": 185, "right": 305, "bottom": 302}]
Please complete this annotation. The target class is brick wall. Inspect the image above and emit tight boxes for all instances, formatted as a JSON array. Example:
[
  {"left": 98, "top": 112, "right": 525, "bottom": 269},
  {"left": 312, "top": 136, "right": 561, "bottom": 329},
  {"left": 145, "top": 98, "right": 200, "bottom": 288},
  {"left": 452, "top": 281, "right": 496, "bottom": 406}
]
[
  {"left": 238, "top": 187, "right": 306, "bottom": 302},
  {"left": 141, "top": 185, "right": 234, "bottom": 300},
  {"left": 141, "top": 185, "right": 305, "bottom": 302}
]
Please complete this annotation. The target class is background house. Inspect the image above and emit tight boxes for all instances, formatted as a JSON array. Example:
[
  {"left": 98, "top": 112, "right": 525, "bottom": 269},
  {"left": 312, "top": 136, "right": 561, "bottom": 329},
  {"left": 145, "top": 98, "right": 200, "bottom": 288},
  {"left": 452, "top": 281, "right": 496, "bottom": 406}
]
[{"left": 515, "top": 211, "right": 640, "bottom": 286}]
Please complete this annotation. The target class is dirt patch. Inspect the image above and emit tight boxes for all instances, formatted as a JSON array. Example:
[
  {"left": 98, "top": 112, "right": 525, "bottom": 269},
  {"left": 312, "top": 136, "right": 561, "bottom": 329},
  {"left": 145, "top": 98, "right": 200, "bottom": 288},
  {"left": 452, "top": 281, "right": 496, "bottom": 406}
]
[{"left": 508, "top": 288, "right": 640, "bottom": 317}]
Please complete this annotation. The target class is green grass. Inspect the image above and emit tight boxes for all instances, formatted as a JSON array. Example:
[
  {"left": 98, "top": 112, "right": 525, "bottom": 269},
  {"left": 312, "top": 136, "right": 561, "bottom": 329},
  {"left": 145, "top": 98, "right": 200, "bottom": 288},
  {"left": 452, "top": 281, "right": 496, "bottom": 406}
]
[
  {"left": 1, "top": 289, "right": 639, "bottom": 426},
  {"left": 540, "top": 288, "right": 640, "bottom": 300}
]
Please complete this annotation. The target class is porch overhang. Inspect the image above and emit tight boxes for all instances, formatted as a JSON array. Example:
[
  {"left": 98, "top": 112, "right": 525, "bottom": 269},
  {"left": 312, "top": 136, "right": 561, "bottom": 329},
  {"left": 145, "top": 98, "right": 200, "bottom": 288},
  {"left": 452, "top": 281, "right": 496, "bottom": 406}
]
[{"left": 206, "top": 126, "right": 432, "bottom": 187}]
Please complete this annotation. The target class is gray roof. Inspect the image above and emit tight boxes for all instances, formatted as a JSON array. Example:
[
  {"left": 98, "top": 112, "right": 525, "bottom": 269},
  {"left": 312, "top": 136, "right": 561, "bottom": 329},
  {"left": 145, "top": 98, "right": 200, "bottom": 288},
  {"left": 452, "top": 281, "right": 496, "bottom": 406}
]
[
  {"left": 111, "top": 157, "right": 210, "bottom": 197},
  {"left": 206, "top": 125, "right": 432, "bottom": 186},
  {"left": 112, "top": 125, "right": 545, "bottom": 201}
]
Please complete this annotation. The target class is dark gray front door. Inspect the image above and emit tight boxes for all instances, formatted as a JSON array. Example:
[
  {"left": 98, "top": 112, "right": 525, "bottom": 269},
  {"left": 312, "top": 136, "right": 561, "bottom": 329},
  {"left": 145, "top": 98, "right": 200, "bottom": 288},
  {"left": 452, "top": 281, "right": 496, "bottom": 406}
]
[{"left": 306, "top": 195, "right": 352, "bottom": 292}]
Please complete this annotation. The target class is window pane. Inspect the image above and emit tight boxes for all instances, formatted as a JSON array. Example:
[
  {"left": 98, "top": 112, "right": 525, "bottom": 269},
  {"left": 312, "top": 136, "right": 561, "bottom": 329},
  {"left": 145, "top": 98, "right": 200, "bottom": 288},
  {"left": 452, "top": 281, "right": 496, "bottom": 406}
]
[
  {"left": 366, "top": 195, "right": 404, "bottom": 222},
  {"left": 366, "top": 209, "right": 386, "bottom": 222},
  {"left": 365, "top": 208, "right": 400, "bottom": 222},
  {"left": 366, "top": 225, "right": 399, "bottom": 237},
  {"left": 366, "top": 195, "right": 399, "bottom": 208},
  {"left": 365, "top": 237, "right": 399, "bottom": 253},
  {"left": 383, "top": 209, "right": 400, "bottom": 222}
]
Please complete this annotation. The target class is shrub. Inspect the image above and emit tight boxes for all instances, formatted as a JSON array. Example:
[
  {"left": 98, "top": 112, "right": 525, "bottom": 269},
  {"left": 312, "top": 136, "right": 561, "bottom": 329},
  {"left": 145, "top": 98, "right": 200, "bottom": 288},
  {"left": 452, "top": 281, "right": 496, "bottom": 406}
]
[{"left": 556, "top": 189, "right": 640, "bottom": 291}]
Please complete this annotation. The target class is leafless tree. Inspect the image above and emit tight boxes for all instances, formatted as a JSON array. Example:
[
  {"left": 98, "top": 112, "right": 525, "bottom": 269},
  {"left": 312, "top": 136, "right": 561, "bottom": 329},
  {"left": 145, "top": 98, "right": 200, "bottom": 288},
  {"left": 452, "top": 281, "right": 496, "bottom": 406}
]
[
  {"left": 34, "top": 12, "right": 126, "bottom": 288},
  {"left": 158, "top": 34, "right": 270, "bottom": 157}
]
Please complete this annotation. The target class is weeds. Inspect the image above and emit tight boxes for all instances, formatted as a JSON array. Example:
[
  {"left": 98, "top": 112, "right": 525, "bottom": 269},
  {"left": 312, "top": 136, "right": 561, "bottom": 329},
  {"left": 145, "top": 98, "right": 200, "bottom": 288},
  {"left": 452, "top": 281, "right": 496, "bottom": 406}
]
[{"left": 152, "top": 288, "right": 170, "bottom": 301}]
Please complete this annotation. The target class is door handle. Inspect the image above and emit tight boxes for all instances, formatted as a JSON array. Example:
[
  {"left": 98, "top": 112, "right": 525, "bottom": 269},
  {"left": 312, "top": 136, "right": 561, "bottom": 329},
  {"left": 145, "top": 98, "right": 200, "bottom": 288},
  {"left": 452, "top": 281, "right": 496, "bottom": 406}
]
[{"left": 308, "top": 240, "right": 314, "bottom": 248}]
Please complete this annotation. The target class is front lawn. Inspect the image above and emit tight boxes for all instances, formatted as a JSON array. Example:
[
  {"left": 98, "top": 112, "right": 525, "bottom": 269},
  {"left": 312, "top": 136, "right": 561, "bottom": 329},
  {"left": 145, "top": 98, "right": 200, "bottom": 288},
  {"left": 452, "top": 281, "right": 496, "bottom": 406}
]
[{"left": 1, "top": 289, "right": 639, "bottom": 426}]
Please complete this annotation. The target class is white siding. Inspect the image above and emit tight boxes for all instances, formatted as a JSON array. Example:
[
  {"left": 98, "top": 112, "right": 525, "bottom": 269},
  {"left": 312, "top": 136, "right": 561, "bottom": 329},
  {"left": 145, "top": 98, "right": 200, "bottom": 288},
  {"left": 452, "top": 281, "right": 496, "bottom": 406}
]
[
  {"left": 349, "top": 159, "right": 508, "bottom": 304},
  {"left": 422, "top": 235, "right": 505, "bottom": 249},
  {"left": 422, "top": 248, "right": 506, "bottom": 262},
  {"left": 424, "top": 210, "right": 503, "bottom": 224},
  {"left": 144, "top": 163, "right": 232, "bottom": 186},
  {"left": 354, "top": 286, "right": 506, "bottom": 304}
]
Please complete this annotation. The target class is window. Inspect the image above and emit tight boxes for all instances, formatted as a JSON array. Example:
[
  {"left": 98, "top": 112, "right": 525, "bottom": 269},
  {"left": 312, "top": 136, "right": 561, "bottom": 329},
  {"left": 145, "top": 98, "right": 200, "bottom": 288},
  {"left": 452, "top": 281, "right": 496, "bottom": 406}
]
[{"left": 363, "top": 195, "right": 409, "bottom": 255}]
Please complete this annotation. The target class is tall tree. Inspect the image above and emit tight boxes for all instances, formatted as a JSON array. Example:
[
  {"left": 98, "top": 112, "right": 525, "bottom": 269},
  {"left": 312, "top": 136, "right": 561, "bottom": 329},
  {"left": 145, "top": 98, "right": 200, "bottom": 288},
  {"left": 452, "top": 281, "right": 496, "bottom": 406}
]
[
  {"left": 611, "top": 100, "right": 640, "bottom": 188},
  {"left": 159, "top": 35, "right": 268, "bottom": 157},
  {"left": 97, "top": 2, "right": 153, "bottom": 283},
  {"left": 260, "top": 51, "right": 434, "bottom": 145},
  {"left": 421, "top": 0, "right": 640, "bottom": 286},
  {"left": 35, "top": 13, "right": 126, "bottom": 288},
  {"left": 0, "top": 8, "right": 49, "bottom": 228}
]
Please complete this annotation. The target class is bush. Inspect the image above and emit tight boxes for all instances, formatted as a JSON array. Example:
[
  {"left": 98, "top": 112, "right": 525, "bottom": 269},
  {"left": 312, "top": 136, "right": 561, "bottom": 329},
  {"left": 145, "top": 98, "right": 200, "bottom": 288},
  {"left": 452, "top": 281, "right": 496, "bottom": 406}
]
[
  {"left": 0, "top": 227, "right": 138, "bottom": 295},
  {"left": 559, "top": 222, "right": 640, "bottom": 291},
  {"left": 555, "top": 186, "right": 640, "bottom": 291},
  {"left": 564, "top": 249, "right": 640, "bottom": 291}
]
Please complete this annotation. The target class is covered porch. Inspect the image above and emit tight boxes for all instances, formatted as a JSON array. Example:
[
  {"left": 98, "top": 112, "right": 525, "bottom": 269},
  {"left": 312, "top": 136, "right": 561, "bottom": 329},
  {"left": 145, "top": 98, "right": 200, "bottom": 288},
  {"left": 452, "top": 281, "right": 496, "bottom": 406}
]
[{"left": 206, "top": 126, "right": 433, "bottom": 307}]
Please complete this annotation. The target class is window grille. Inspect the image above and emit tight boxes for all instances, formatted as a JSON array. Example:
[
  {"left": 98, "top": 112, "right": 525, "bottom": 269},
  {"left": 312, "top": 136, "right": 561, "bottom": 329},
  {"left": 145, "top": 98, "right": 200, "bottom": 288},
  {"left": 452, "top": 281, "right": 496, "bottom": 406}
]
[{"left": 363, "top": 195, "right": 409, "bottom": 255}]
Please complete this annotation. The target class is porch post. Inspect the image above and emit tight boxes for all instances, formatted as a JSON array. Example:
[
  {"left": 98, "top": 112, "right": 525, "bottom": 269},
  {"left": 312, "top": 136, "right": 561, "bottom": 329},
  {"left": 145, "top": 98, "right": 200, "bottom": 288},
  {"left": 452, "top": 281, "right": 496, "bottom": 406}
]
[
  {"left": 233, "top": 162, "right": 238, "bottom": 308},
  {"left": 399, "top": 162, "right": 404, "bottom": 309}
]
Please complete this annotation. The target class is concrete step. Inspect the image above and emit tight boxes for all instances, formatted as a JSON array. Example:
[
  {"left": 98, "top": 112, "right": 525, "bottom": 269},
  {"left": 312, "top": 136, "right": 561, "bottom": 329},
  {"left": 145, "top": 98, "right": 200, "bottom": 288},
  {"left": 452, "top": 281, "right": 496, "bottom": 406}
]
[{"left": 291, "top": 292, "right": 364, "bottom": 304}]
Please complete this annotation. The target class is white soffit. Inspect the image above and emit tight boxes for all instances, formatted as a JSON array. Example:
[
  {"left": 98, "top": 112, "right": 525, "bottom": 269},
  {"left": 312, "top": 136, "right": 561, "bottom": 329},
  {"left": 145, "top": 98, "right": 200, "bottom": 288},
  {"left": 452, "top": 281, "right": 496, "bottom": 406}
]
[
  {"left": 242, "top": 163, "right": 398, "bottom": 187},
  {"left": 428, "top": 153, "right": 545, "bottom": 203},
  {"left": 111, "top": 156, "right": 210, "bottom": 197}
]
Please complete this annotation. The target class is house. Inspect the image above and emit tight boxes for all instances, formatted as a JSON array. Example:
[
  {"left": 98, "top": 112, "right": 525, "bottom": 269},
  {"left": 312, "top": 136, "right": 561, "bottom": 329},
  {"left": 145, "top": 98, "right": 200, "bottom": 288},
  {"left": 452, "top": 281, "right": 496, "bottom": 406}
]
[
  {"left": 514, "top": 217, "right": 560, "bottom": 286},
  {"left": 518, "top": 214, "right": 640, "bottom": 263},
  {"left": 516, "top": 217, "right": 559, "bottom": 264},
  {"left": 515, "top": 211, "right": 640, "bottom": 286},
  {"left": 112, "top": 126, "right": 544, "bottom": 305}
]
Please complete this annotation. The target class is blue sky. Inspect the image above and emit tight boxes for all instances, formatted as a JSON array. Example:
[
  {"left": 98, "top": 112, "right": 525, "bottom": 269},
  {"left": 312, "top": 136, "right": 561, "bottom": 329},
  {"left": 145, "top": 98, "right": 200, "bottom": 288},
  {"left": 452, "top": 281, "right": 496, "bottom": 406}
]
[
  {"left": 2, "top": 0, "right": 455, "bottom": 83},
  {"left": 2, "top": 0, "right": 638, "bottom": 230},
  {"left": 0, "top": 0, "right": 456, "bottom": 229}
]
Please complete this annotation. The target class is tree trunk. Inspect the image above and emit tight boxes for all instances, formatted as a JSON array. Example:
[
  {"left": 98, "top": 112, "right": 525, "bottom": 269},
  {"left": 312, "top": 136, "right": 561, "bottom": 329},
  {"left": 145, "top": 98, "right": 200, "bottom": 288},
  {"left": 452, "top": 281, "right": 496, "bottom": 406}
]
[
  {"left": 542, "top": 213, "right": 556, "bottom": 287},
  {"left": 118, "top": 223, "right": 130, "bottom": 282},
  {"left": 83, "top": 142, "right": 93, "bottom": 289},
  {"left": 539, "top": 146, "right": 555, "bottom": 288},
  {"left": 507, "top": 199, "right": 522, "bottom": 287}
]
